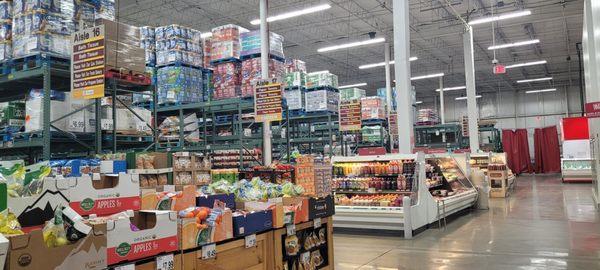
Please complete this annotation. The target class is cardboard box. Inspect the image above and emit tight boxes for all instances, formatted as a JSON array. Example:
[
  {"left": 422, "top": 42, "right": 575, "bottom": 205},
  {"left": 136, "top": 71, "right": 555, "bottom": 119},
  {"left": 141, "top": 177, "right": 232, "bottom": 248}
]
[
  {"left": 67, "top": 98, "right": 96, "bottom": 133},
  {"left": 99, "top": 160, "right": 127, "bottom": 174},
  {"left": 6, "top": 224, "right": 107, "bottom": 270},
  {"left": 66, "top": 173, "right": 141, "bottom": 216},
  {"left": 0, "top": 233, "right": 8, "bottom": 270},
  {"left": 308, "top": 195, "right": 335, "bottom": 220},
  {"left": 25, "top": 96, "right": 69, "bottom": 133},
  {"left": 106, "top": 210, "right": 178, "bottom": 265},
  {"left": 177, "top": 207, "right": 233, "bottom": 250},
  {"left": 196, "top": 193, "right": 235, "bottom": 210},
  {"left": 232, "top": 210, "right": 273, "bottom": 237},
  {"left": 141, "top": 185, "right": 196, "bottom": 212},
  {"left": 269, "top": 197, "right": 309, "bottom": 224},
  {"left": 239, "top": 201, "right": 285, "bottom": 228},
  {"left": 96, "top": 19, "right": 146, "bottom": 74},
  {"left": 6, "top": 178, "right": 70, "bottom": 228}
]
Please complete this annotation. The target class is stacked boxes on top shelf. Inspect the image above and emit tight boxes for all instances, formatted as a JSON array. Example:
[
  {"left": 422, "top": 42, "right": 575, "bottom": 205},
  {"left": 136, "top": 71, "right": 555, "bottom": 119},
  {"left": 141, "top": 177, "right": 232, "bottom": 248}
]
[
  {"left": 283, "top": 59, "right": 307, "bottom": 111},
  {"left": 377, "top": 87, "right": 397, "bottom": 111},
  {"left": 239, "top": 31, "right": 286, "bottom": 98},
  {"left": 0, "top": 2, "right": 11, "bottom": 61},
  {"left": 305, "top": 71, "right": 339, "bottom": 113},
  {"left": 210, "top": 24, "right": 247, "bottom": 100},
  {"left": 140, "top": 26, "right": 156, "bottom": 67},
  {"left": 361, "top": 97, "right": 386, "bottom": 120},
  {"left": 340, "top": 88, "right": 366, "bottom": 102},
  {"left": 155, "top": 24, "right": 203, "bottom": 68}
]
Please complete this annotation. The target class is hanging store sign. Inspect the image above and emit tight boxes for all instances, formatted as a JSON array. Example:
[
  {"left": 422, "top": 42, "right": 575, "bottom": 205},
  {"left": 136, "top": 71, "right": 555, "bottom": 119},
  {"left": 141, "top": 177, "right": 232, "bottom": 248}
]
[
  {"left": 493, "top": 64, "right": 506, "bottom": 74},
  {"left": 585, "top": 101, "right": 600, "bottom": 118},
  {"left": 254, "top": 80, "right": 283, "bottom": 122},
  {"left": 71, "top": 25, "right": 105, "bottom": 99},
  {"left": 339, "top": 100, "right": 361, "bottom": 132}
]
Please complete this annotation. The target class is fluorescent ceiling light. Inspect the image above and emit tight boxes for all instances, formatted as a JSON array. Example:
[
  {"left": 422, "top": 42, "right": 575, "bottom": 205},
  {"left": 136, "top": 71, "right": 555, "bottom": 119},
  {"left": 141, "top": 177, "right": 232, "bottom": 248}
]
[
  {"left": 505, "top": 60, "right": 547, "bottom": 69},
  {"left": 200, "top": 32, "right": 212, "bottom": 38},
  {"left": 415, "top": 101, "right": 423, "bottom": 104},
  {"left": 435, "top": 86, "right": 466, "bottom": 92},
  {"left": 517, "top": 77, "right": 553, "bottom": 83},
  {"left": 488, "top": 39, "right": 539, "bottom": 50},
  {"left": 339, "top": 83, "right": 367, "bottom": 89},
  {"left": 250, "top": 4, "right": 331, "bottom": 25},
  {"left": 526, "top": 88, "right": 556, "bottom": 94},
  {"left": 410, "top": 73, "right": 445, "bottom": 81},
  {"left": 318, "top": 37, "right": 385, "bottom": 53},
  {"left": 358, "top": 57, "right": 418, "bottom": 69},
  {"left": 469, "top": 10, "right": 532, "bottom": 25},
  {"left": 308, "top": 70, "right": 329, "bottom": 75},
  {"left": 455, "top": 95, "right": 482, "bottom": 100}
]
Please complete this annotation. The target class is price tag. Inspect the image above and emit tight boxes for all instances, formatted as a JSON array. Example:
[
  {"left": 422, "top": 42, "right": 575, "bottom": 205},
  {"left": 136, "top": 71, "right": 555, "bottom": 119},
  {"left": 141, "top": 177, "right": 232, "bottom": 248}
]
[
  {"left": 113, "top": 263, "right": 135, "bottom": 270},
  {"left": 313, "top": 218, "right": 322, "bottom": 228},
  {"left": 286, "top": 224, "right": 296, "bottom": 235},
  {"left": 201, "top": 243, "right": 217, "bottom": 260},
  {"left": 156, "top": 254, "right": 174, "bottom": 270},
  {"left": 101, "top": 119, "right": 113, "bottom": 130},
  {"left": 245, "top": 234, "right": 257, "bottom": 248}
]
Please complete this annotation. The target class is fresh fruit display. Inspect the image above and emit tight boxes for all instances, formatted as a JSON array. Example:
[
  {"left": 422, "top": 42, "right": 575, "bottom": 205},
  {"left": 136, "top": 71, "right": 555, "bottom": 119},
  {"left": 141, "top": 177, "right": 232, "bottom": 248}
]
[
  {"left": 2, "top": 163, "right": 51, "bottom": 198},
  {"left": 0, "top": 209, "right": 24, "bottom": 235},
  {"left": 202, "top": 177, "right": 305, "bottom": 202}
]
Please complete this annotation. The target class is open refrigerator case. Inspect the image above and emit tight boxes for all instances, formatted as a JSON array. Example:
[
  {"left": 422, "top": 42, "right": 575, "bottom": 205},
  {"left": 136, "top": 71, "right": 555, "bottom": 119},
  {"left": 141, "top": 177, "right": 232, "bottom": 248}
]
[{"left": 331, "top": 153, "right": 478, "bottom": 237}]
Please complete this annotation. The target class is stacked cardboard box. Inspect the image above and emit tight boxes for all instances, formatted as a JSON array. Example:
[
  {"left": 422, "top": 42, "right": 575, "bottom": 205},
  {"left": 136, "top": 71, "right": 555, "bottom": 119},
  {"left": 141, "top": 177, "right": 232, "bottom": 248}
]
[
  {"left": 155, "top": 24, "right": 203, "bottom": 67},
  {"left": 0, "top": 101, "right": 24, "bottom": 129},
  {"left": 0, "top": 2, "right": 11, "bottom": 61},
  {"left": 240, "top": 58, "right": 284, "bottom": 97},
  {"left": 213, "top": 62, "right": 241, "bottom": 100},
  {"left": 157, "top": 65, "right": 204, "bottom": 104},
  {"left": 285, "top": 59, "right": 306, "bottom": 73},
  {"left": 361, "top": 96, "right": 386, "bottom": 120},
  {"left": 377, "top": 87, "right": 397, "bottom": 111},
  {"left": 305, "top": 89, "right": 339, "bottom": 113},
  {"left": 240, "top": 30, "right": 284, "bottom": 59},
  {"left": 340, "top": 88, "right": 366, "bottom": 101},
  {"left": 97, "top": 19, "right": 145, "bottom": 74},
  {"left": 284, "top": 89, "right": 303, "bottom": 110},
  {"left": 306, "top": 72, "right": 338, "bottom": 89},
  {"left": 284, "top": 72, "right": 306, "bottom": 88},
  {"left": 25, "top": 89, "right": 69, "bottom": 132},
  {"left": 210, "top": 24, "right": 247, "bottom": 62}
]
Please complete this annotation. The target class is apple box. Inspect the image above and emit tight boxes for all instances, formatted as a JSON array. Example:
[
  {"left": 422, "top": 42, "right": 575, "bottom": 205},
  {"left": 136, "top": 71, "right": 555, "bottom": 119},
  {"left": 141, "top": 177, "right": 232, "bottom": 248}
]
[
  {"left": 66, "top": 173, "right": 141, "bottom": 216},
  {"left": 6, "top": 178, "right": 70, "bottom": 229},
  {"left": 106, "top": 210, "right": 178, "bottom": 265},
  {"left": 6, "top": 224, "right": 107, "bottom": 270}
]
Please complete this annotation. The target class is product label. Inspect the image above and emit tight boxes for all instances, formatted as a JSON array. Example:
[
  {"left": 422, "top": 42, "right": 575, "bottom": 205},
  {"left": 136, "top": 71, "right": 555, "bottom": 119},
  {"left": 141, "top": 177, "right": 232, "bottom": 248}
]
[
  {"left": 108, "top": 235, "right": 178, "bottom": 265},
  {"left": 70, "top": 196, "right": 141, "bottom": 216}
]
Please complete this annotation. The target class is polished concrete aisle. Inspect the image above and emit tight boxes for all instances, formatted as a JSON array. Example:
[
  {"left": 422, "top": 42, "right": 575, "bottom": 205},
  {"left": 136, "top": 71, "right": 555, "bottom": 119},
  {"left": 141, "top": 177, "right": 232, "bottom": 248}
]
[{"left": 333, "top": 174, "right": 600, "bottom": 270}]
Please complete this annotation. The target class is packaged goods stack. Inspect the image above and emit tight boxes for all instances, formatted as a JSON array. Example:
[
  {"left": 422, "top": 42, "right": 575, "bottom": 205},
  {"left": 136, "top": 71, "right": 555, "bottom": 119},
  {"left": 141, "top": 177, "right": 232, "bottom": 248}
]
[
  {"left": 361, "top": 97, "right": 386, "bottom": 120},
  {"left": 101, "top": 97, "right": 152, "bottom": 135},
  {"left": 240, "top": 31, "right": 286, "bottom": 98},
  {"left": 241, "top": 57, "right": 285, "bottom": 97},
  {"left": 305, "top": 71, "right": 339, "bottom": 113},
  {"left": 25, "top": 89, "right": 69, "bottom": 132},
  {"left": 0, "top": 1, "right": 11, "bottom": 61},
  {"left": 416, "top": 108, "right": 440, "bottom": 126},
  {"left": 155, "top": 24, "right": 203, "bottom": 68},
  {"left": 172, "top": 152, "right": 212, "bottom": 185},
  {"left": 210, "top": 24, "right": 247, "bottom": 100},
  {"left": 212, "top": 149, "right": 262, "bottom": 169},
  {"left": 156, "top": 65, "right": 204, "bottom": 104},
  {"left": 377, "top": 87, "right": 397, "bottom": 111},
  {"left": 203, "top": 36, "right": 212, "bottom": 68},
  {"left": 139, "top": 26, "right": 156, "bottom": 67},
  {"left": 361, "top": 125, "right": 385, "bottom": 143},
  {"left": 158, "top": 113, "right": 200, "bottom": 145},
  {"left": 295, "top": 155, "right": 333, "bottom": 198},
  {"left": 340, "top": 88, "right": 366, "bottom": 102},
  {"left": 98, "top": 19, "right": 145, "bottom": 73},
  {"left": 12, "top": 0, "right": 76, "bottom": 58},
  {"left": 283, "top": 59, "right": 308, "bottom": 111}
]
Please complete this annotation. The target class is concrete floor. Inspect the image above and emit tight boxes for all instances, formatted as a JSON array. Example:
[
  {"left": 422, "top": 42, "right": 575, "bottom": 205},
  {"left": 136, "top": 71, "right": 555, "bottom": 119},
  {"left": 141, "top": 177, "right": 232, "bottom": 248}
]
[{"left": 333, "top": 174, "right": 600, "bottom": 270}]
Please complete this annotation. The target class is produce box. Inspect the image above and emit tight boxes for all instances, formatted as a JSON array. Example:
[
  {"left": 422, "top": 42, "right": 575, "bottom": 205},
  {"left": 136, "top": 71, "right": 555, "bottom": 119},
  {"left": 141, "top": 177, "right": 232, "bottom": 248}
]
[
  {"left": 269, "top": 197, "right": 309, "bottom": 225},
  {"left": 6, "top": 224, "right": 107, "bottom": 270},
  {"left": 232, "top": 209, "right": 273, "bottom": 237},
  {"left": 177, "top": 202, "right": 233, "bottom": 250},
  {"left": 6, "top": 178, "right": 69, "bottom": 228},
  {"left": 106, "top": 210, "right": 178, "bottom": 265},
  {"left": 239, "top": 201, "right": 285, "bottom": 228},
  {"left": 99, "top": 160, "right": 127, "bottom": 174},
  {"left": 141, "top": 185, "right": 196, "bottom": 212},
  {"left": 196, "top": 193, "right": 235, "bottom": 210},
  {"left": 66, "top": 173, "right": 141, "bottom": 217},
  {"left": 308, "top": 195, "right": 335, "bottom": 219}
]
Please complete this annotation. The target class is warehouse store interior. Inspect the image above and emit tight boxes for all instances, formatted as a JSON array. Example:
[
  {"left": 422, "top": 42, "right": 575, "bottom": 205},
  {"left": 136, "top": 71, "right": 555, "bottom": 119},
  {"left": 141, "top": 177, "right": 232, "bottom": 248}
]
[{"left": 0, "top": 0, "right": 599, "bottom": 269}]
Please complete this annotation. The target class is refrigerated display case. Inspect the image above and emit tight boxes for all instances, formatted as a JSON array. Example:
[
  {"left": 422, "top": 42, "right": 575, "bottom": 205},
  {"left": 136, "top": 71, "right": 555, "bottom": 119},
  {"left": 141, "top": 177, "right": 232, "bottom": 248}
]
[
  {"left": 331, "top": 153, "right": 478, "bottom": 237},
  {"left": 561, "top": 158, "right": 593, "bottom": 183}
]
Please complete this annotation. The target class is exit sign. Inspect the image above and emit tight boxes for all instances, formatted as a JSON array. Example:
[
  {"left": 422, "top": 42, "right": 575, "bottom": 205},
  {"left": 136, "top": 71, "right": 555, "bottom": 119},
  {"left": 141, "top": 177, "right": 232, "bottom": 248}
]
[{"left": 494, "top": 64, "right": 506, "bottom": 74}]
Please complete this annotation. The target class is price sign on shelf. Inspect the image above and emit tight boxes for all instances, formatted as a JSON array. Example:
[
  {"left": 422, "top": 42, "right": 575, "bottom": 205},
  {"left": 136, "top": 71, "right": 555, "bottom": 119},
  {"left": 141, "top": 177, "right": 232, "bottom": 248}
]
[
  {"left": 114, "top": 264, "right": 135, "bottom": 270},
  {"left": 313, "top": 218, "right": 322, "bottom": 228},
  {"left": 201, "top": 243, "right": 217, "bottom": 260},
  {"left": 156, "top": 254, "right": 174, "bottom": 270},
  {"left": 245, "top": 234, "right": 257, "bottom": 248}
]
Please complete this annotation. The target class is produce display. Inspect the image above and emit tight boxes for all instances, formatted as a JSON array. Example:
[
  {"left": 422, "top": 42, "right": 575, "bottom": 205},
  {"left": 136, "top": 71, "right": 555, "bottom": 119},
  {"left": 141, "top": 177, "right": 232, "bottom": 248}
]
[
  {"left": 205, "top": 177, "right": 305, "bottom": 202},
  {"left": 2, "top": 163, "right": 51, "bottom": 198},
  {"left": 240, "top": 163, "right": 294, "bottom": 184}
]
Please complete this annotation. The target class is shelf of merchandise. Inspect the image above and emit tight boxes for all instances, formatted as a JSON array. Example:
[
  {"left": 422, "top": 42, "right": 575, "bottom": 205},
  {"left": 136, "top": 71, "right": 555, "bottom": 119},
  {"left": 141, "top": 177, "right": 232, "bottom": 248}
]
[
  {"left": 414, "top": 123, "right": 463, "bottom": 150},
  {"left": 0, "top": 57, "right": 94, "bottom": 162},
  {"left": 331, "top": 153, "right": 478, "bottom": 237},
  {"left": 274, "top": 111, "right": 339, "bottom": 160},
  {"left": 561, "top": 158, "right": 594, "bottom": 183}
]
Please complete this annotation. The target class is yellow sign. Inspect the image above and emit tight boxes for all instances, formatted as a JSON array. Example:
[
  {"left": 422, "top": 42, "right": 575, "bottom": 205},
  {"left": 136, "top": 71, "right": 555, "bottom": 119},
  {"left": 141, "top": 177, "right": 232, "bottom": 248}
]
[{"left": 71, "top": 25, "right": 105, "bottom": 99}]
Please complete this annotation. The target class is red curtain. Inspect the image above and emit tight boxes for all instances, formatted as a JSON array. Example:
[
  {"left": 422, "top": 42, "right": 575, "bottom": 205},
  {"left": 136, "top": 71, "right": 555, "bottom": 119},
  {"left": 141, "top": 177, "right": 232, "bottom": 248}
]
[
  {"left": 534, "top": 126, "right": 561, "bottom": 173},
  {"left": 502, "top": 129, "right": 533, "bottom": 174}
]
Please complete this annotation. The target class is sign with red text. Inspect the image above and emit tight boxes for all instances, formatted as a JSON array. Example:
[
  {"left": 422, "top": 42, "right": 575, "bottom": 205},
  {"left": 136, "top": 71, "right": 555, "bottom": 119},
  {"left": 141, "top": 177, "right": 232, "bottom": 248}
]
[
  {"left": 493, "top": 64, "right": 506, "bottom": 74},
  {"left": 71, "top": 25, "right": 105, "bottom": 99},
  {"left": 585, "top": 101, "right": 600, "bottom": 118}
]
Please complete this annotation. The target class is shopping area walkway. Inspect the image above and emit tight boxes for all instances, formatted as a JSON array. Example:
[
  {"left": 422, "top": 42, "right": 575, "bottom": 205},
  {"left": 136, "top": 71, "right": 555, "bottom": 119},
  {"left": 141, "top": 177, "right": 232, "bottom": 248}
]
[{"left": 333, "top": 174, "right": 600, "bottom": 270}]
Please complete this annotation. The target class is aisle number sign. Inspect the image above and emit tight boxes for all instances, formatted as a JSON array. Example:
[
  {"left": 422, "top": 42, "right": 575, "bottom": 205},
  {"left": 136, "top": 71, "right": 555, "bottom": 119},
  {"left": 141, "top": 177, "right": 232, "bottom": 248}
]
[
  {"left": 71, "top": 25, "right": 105, "bottom": 99},
  {"left": 339, "top": 100, "right": 361, "bottom": 131},
  {"left": 254, "top": 80, "right": 283, "bottom": 122}
]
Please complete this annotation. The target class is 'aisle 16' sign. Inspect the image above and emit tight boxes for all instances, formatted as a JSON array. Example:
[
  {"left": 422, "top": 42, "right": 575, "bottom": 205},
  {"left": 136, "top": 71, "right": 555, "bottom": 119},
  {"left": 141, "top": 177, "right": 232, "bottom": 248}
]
[{"left": 71, "top": 25, "right": 105, "bottom": 99}]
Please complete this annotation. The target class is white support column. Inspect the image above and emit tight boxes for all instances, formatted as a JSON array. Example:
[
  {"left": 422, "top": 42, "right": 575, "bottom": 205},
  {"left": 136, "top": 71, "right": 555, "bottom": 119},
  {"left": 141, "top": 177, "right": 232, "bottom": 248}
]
[
  {"left": 384, "top": 42, "right": 394, "bottom": 152},
  {"left": 260, "top": 0, "right": 272, "bottom": 165},
  {"left": 463, "top": 26, "right": 480, "bottom": 152},
  {"left": 393, "top": 0, "right": 414, "bottom": 154},
  {"left": 439, "top": 76, "right": 445, "bottom": 124}
]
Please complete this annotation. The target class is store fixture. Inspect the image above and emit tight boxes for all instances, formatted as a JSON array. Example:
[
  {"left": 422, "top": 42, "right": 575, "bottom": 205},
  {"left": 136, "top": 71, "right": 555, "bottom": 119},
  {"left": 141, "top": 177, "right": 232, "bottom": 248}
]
[
  {"left": 331, "top": 153, "right": 477, "bottom": 237},
  {"left": 561, "top": 158, "right": 593, "bottom": 183}
]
